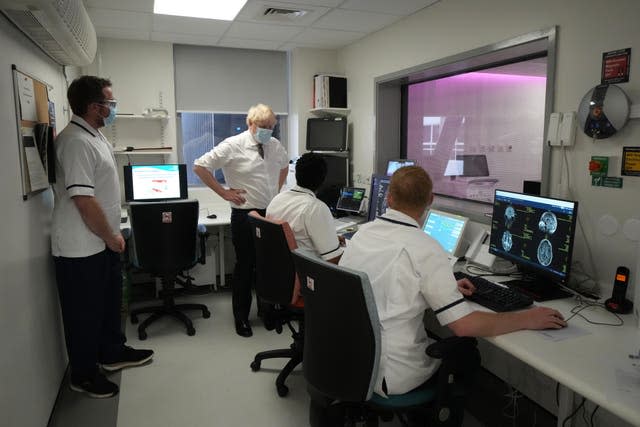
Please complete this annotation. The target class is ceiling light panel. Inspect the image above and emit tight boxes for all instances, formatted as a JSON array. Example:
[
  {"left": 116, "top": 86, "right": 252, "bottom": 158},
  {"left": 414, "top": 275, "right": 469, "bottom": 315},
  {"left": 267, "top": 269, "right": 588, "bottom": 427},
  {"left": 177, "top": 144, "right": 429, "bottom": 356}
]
[{"left": 154, "top": 0, "right": 248, "bottom": 21}]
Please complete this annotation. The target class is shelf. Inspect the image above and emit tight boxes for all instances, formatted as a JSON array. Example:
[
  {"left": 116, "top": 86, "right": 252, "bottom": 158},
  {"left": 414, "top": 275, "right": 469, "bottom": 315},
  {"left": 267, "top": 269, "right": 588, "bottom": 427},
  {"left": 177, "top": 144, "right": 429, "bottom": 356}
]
[
  {"left": 309, "top": 108, "right": 350, "bottom": 117},
  {"left": 114, "top": 150, "right": 172, "bottom": 156},
  {"left": 114, "top": 114, "right": 169, "bottom": 121}
]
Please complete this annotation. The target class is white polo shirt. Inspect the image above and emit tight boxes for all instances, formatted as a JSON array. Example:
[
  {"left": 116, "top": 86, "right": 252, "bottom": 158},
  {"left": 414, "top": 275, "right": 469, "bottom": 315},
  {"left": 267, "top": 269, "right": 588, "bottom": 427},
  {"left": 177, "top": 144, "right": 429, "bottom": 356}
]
[
  {"left": 339, "top": 209, "right": 473, "bottom": 396},
  {"left": 51, "top": 116, "right": 121, "bottom": 258},
  {"left": 266, "top": 186, "right": 343, "bottom": 261},
  {"left": 194, "top": 130, "right": 288, "bottom": 209}
]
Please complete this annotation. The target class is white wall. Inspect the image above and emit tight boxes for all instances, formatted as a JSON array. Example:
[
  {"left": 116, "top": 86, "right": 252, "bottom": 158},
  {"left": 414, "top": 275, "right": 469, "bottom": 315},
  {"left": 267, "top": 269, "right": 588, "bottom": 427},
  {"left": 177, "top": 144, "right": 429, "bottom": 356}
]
[
  {"left": 338, "top": 0, "right": 640, "bottom": 299},
  {"left": 85, "top": 37, "right": 177, "bottom": 158},
  {"left": 0, "top": 17, "right": 69, "bottom": 427},
  {"left": 288, "top": 47, "right": 342, "bottom": 157}
]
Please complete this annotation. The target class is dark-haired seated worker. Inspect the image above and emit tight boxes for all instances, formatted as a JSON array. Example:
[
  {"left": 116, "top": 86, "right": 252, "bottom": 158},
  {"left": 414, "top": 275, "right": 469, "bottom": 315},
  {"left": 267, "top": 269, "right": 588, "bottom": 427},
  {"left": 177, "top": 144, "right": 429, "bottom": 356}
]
[
  {"left": 336, "top": 166, "right": 566, "bottom": 416},
  {"left": 266, "top": 153, "right": 343, "bottom": 266}
]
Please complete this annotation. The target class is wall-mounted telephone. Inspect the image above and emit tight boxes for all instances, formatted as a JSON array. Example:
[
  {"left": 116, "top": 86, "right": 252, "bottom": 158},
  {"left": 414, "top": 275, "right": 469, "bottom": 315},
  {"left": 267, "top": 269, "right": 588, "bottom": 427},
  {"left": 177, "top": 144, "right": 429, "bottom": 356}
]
[{"left": 465, "top": 230, "right": 496, "bottom": 270}]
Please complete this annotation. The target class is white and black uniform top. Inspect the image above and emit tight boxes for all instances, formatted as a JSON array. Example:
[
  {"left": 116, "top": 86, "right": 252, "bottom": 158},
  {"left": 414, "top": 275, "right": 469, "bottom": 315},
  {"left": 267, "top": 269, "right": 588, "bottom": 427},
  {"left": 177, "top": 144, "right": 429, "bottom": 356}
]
[
  {"left": 194, "top": 130, "right": 288, "bottom": 210},
  {"left": 51, "top": 115, "right": 120, "bottom": 258},
  {"left": 339, "top": 208, "right": 473, "bottom": 396},
  {"left": 266, "top": 185, "right": 343, "bottom": 261}
]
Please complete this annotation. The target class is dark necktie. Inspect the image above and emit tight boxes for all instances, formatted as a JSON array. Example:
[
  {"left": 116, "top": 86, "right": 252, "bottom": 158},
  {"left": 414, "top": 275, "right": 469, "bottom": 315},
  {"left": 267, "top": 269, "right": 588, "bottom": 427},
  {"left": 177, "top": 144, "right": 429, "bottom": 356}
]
[{"left": 257, "top": 144, "right": 264, "bottom": 159}]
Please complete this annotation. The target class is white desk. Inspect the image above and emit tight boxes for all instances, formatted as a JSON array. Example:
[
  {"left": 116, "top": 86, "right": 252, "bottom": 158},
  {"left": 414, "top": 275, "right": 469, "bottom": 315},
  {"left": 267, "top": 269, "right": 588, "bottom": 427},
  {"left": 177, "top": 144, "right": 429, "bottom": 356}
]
[
  {"left": 198, "top": 206, "right": 231, "bottom": 289},
  {"left": 479, "top": 297, "right": 640, "bottom": 426},
  {"left": 427, "top": 273, "right": 640, "bottom": 427}
]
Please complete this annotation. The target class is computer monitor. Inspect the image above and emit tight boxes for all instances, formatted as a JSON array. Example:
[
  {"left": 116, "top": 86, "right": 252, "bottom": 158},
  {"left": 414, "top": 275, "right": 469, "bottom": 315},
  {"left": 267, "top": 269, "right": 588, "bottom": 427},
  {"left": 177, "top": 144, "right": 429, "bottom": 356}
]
[
  {"left": 385, "top": 159, "right": 416, "bottom": 176},
  {"left": 306, "top": 117, "right": 348, "bottom": 151},
  {"left": 315, "top": 154, "right": 349, "bottom": 214},
  {"left": 336, "top": 187, "right": 366, "bottom": 213},
  {"left": 422, "top": 209, "right": 468, "bottom": 258},
  {"left": 489, "top": 189, "right": 578, "bottom": 299},
  {"left": 123, "top": 164, "right": 188, "bottom": 202},
  {"left": 367, "top": 174, "right": 391, "bottom": 221}
]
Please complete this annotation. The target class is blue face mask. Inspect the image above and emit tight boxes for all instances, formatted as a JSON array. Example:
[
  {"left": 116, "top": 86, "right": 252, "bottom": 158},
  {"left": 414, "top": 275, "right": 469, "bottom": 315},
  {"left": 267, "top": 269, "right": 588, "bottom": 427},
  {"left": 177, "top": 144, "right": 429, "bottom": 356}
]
[
  {"left": 103, "top": 104, "right": 117, "bottom": 126},
  {"left": 254, "top": 127, "right": 273, "bottom": 144}
]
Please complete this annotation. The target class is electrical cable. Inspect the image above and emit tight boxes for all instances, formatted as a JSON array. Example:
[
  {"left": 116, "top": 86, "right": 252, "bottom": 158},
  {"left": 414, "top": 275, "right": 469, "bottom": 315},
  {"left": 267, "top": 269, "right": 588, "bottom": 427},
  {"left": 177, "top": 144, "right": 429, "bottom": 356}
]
[
  {"left": 590, "top": 405, "right": 599, "bottom": 427},
  {"left": 562, "top": 398, "right": 585, "bottom": 427},
  {"left": 565, "top": 297, "right": 623, "bottom": 326},
  {"left": 562, "top": 147, "right": 599, "bottom": 287}
]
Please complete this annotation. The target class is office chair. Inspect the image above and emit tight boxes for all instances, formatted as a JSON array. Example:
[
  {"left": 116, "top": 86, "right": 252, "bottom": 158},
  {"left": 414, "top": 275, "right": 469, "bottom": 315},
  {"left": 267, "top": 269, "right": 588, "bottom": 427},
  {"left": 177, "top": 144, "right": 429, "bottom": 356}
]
[
  {"left": 292, "top": 249, "right": 480, "bottom": 427},
  {"left": 128, "top": 200, "right": 211, "bottom": 340},
  {"left": 247, "top": 211, "right": 304, "bottom": 397}
]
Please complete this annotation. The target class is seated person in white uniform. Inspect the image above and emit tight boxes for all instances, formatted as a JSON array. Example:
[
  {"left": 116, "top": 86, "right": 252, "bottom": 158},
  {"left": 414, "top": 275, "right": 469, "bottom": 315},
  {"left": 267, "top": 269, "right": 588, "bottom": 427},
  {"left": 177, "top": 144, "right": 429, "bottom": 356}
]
[
  {"left": 339, "top": 166, "right": 566, "bottom": 398},
  {"left": 266, "top": 152, "right": 343, "bottom": 264}
]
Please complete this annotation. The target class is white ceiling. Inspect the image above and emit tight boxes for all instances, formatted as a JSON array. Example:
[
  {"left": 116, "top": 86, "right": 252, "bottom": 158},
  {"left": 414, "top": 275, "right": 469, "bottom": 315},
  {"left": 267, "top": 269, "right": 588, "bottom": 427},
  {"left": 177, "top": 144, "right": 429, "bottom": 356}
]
[{"left": 83, "top": 0, "right": 440, "bottom": 51}]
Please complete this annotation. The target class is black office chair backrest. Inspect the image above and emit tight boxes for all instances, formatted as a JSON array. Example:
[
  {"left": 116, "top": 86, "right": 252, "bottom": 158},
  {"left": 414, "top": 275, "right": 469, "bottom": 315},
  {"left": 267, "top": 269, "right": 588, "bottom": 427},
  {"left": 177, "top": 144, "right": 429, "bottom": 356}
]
[
  {"left": 248, "top": 212, "right": 296, "bottom": 306},
  {"left": 129, "top": 200, "right": 198, "bottom": 276},
  {"left": 292, "top": 249, "right": 380, "bottom": 402}
]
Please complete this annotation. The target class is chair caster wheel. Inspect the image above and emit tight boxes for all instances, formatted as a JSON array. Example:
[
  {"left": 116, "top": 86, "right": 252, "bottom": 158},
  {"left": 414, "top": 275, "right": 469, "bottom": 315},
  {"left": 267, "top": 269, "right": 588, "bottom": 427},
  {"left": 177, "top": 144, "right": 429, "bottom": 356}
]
[
  {"left": 139, "top": 331, "right": 147, "bottom": 340},
  {"left": 250, "top": 361, "right": 260, "bottom": 371},
  {"left": 277, "top": 384, "right": 289, "bottom": 397},
  {"left": 203, "top": 310, "right": 211, "bottom": 319},
  {"left": 131, "top": 315, "right": 138, "bottom": 324},
  {"left": 187, "top": 327, "right": 196, "bottom": 336}
]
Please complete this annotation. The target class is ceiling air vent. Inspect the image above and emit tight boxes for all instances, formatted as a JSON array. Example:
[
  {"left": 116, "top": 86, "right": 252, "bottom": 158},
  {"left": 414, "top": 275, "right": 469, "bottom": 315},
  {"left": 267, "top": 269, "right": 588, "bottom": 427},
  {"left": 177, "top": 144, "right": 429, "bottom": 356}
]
[{"left": 263, "top": 7, "right": 307, "bottom": 18}]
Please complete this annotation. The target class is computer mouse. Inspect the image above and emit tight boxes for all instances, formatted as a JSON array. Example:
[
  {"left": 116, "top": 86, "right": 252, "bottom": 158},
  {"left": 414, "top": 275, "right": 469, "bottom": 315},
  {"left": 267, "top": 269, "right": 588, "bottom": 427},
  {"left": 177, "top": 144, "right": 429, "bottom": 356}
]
[
  {"left": 345, "top": 226, "right": 357, "bottom": 232},
  {"left": 207, "top": 214, "right": 217, "bottom": 219}
]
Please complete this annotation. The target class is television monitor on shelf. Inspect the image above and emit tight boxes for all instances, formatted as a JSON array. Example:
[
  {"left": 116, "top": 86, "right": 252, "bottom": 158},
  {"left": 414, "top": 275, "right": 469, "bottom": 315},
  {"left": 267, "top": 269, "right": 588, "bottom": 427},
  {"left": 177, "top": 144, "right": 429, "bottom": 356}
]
[
  {"left": 488, "top": 189, "right": 578, "bottom": 301},
  {"left": 385, "top": 159, "right": 416, "bottom": 176},
  {"left": 336, "top": 187, "right": 366, "bottom": 213},
  {"left": 315, "top": 154, "right": 349, "bottom": 214},
  {"left": 367, "top": 174, "right": 391, "bottom": 222},
  {"left": 124, "top": 164, "right": 188, "bottom": 202},
  {"left": 422, "top": 209, "right": 469, "bottom": 259},
  {"left": 306, "top": 117, "right": 348, "bottom": 151}
]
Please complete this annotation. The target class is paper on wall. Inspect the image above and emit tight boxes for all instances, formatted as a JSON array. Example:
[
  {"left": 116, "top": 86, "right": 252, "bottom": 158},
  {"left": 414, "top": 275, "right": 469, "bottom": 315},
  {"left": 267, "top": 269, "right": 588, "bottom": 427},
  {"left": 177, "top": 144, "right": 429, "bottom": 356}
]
[{"left": 17, "top": 72, "right": 37, "bottom": 122}]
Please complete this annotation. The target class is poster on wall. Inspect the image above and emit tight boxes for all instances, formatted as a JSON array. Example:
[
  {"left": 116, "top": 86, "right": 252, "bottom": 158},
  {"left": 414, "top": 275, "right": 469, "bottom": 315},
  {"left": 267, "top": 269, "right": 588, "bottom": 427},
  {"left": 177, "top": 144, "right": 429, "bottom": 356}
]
[
  {"left": 601, "top": 48, "right": 631, "bottom": 84},
  {"left": 621, "top": 146, "right": 640, "bottom": 177}
]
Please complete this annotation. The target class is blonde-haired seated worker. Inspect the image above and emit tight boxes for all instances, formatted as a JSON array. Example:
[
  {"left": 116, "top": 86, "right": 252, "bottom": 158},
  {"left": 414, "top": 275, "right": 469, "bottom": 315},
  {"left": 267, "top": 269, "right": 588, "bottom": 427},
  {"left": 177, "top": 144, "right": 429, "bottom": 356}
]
[
  {"left": 339, "top": 166, "right": 566, "bottom": 400},
  {"left": 266, "top": 153, "right": 343, "bottom": 264},
  {"left": 194, "top": 103, "right": 288, "bottom": 338}
]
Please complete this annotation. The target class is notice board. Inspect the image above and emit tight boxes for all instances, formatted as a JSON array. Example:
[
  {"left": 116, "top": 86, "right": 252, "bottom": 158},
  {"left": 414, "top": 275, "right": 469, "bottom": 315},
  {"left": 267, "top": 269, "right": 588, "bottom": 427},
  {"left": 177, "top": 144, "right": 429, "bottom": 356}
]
[{"left": 11, "top": 64, "right": 56, "bottom": 200}]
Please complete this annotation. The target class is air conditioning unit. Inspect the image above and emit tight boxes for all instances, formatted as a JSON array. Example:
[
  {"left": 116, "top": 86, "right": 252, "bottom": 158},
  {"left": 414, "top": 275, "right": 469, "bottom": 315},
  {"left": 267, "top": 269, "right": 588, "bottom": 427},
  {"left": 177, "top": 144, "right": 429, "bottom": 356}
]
[{"left": 0, "top": 0, "right": 97, "bottom": 66}]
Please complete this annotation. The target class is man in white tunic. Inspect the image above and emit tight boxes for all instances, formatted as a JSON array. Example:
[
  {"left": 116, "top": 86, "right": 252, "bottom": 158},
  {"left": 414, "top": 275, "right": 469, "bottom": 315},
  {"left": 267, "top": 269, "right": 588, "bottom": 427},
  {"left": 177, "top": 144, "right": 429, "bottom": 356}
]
[{"left": 340, "top": 166, "right": 566, "bottom": 396}]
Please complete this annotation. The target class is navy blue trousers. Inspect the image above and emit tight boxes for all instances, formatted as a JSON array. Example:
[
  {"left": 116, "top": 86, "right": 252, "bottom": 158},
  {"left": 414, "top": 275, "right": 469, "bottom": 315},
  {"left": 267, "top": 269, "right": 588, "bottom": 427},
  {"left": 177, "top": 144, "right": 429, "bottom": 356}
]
[
  {"left": 54, "top": 249, "right": 126, "bottom": 382},
  {"left": 230, "top": 208, "right": 266, "bottom": 321}
]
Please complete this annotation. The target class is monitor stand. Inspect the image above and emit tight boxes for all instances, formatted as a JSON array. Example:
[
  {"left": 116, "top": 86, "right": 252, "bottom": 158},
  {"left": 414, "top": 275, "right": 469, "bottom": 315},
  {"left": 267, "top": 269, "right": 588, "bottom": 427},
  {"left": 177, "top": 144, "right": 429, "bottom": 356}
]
[{"left": 500, "top": 277, "right": 572, "bottom": 302}]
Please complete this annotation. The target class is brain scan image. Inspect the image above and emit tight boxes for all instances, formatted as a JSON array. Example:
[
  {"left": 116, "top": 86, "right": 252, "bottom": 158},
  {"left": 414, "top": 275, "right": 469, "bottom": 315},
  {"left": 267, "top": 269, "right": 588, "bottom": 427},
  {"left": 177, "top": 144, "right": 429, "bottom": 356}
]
[
  {"left": 504, "top": 206, "right": 516, "bottom": 229},
  {"left": 537, "top": 239, "right": 553, "bottom": 266},
  {"left": 501, "top": 231, "right": 513, "bottom": 251},
  {"left": 538, "top": 211, "right": 558, "bottom": 234}
]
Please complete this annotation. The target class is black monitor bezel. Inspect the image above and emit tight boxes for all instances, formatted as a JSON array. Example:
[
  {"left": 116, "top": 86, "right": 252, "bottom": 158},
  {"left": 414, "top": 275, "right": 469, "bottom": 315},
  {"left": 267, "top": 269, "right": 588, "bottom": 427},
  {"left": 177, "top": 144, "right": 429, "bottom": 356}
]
[
  {"left": 488, "top": 189, "right": 578, "bottom": 285},
  {"left": 367, "top": 174, "right": 391, "bottom": 222},
  {"left": 306, "top": 117, "right": 348, "bottom": 151},
  {"left": 123, "top": 164, "right": 188, "bottom": 202},
  {"left": 385, "top": 158, "right": 416, "bottom": 176},
  {"left": 336, "top": 186, "right": 367, "bottom": 213}
]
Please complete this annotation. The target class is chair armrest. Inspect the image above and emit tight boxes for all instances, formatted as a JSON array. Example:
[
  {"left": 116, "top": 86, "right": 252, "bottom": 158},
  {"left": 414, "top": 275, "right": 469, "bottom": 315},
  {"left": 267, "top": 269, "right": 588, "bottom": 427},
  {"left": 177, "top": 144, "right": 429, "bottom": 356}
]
[
  {"left": 426, "top": 336, "right": 478, "bottom": 360},
  {"left": 425, "top": 337, "right": 480, "bottom": 426}
]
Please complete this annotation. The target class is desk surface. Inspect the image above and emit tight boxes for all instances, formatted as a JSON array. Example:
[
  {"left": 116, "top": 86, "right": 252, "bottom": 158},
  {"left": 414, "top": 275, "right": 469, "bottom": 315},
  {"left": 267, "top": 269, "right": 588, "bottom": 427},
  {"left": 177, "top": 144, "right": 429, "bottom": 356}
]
[
  {"left": 120, "top": 203, "right": 231, "bottom": 229},
  {"left": 481, "top": 297, "right": 640, "bottom": 426},
  {"left": 459, "top": 272, "right": 640, "bottom": 426}
]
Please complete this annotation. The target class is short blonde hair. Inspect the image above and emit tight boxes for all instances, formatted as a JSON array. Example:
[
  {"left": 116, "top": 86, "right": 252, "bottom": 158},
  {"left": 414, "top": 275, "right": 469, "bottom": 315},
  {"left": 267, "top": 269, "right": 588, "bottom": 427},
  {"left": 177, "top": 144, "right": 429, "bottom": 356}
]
[
  {"left": 246, "top": 103, "right": 276, "bottom": 128},
  {"left": 389, "top": 166, "right": 433, "bottom": 212}
]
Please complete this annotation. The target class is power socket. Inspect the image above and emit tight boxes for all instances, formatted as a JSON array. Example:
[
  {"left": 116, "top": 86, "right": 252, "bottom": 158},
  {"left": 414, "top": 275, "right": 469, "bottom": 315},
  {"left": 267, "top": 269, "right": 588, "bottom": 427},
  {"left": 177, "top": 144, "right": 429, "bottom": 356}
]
[
  {"left": 558, "top": 112, "right": 576, "bottom": 146},
  {"left": 547, "top": 112, "right": 561, "bottom": 146}
]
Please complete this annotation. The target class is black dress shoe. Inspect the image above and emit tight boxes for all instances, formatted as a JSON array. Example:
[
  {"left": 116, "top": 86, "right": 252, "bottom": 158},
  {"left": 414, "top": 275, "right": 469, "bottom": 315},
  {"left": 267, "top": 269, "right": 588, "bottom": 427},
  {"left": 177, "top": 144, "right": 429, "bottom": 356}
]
[{"left": 235, "top": 319, "right": 253, "bottom": 337}]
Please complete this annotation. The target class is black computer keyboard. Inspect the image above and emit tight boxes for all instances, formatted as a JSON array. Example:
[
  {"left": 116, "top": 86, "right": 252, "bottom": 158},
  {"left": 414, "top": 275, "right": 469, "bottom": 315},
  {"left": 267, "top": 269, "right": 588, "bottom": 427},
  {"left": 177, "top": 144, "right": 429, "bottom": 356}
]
[{"left": 454, "top": 271, "right": 533, "bottom": 312}]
